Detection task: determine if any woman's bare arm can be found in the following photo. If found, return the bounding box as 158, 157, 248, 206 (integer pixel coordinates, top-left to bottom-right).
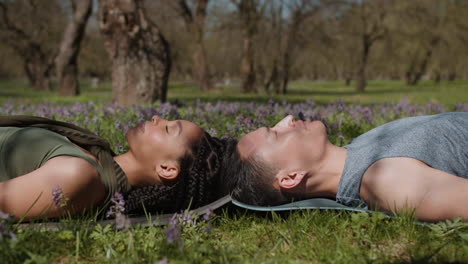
0, 156, 106, 221
361, 157, 468, 222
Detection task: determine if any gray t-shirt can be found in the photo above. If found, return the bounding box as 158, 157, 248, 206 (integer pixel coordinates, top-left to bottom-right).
336, 112, 468, 208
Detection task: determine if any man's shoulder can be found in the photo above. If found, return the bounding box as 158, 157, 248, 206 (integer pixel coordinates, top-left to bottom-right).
360, 157, 429, 210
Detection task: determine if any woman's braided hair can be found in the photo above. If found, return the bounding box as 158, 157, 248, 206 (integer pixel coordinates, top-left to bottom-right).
125, 132, 237, 214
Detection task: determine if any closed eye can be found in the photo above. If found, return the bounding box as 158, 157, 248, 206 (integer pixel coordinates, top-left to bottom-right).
166, 125, 169, 134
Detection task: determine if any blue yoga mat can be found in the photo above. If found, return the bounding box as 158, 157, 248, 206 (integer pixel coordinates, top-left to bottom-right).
232, 197, 372, 213
21, 195, 397, 230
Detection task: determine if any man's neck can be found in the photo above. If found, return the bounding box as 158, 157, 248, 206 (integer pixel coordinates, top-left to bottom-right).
304, 143, 347, 199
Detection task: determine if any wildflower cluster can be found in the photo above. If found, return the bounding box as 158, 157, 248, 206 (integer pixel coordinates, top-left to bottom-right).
164, 208, 213, 248
0, 211, 16, 242
52, 185, 69, 208
1, 99, 465, 147
106, 192, 130, 230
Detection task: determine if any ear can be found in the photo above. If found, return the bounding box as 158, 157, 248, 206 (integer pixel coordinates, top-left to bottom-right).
276, 170, 307, 189
156, 160, 180, 181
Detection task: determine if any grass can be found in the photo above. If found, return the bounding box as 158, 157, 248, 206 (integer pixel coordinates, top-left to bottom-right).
1, 78, 468, 106
1, 210, 467, 263
0, 78, 467, 263
171, 79, 468, 106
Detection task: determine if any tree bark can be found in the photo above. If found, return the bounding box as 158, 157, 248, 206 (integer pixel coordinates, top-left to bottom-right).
56, 0, 93, 96
177, 0, 212, 91
240, 35, 256, 93
356, 36, 370, 92
23, 49, 52, 91
0, 2, 53, 91
99, 0, 171, 106
406, 38, 439, 85
353, 0, 387, 92
237, 0, 258, 93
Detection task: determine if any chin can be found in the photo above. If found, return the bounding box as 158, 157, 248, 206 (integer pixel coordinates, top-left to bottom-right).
125, 128, 136, 146
307, 120, 326, 130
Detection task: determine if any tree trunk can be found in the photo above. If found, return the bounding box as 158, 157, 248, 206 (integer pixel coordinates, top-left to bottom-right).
0, 2, 53, 91
264, 59, 279, 94
406, 49, 432, 86
356, 36, 370, 92
433, 70, 441, 84
237, 0, 257, 93
240, 36, 256, 93
176, 0, 212, 91
193, 40, 211, 91
192, 0, 212, 91
98, 0, 171, 106
448, 71, 456, 81
345, 77, 351, 86
55, 0, 93, 96
280, 49, 290, 94
406, 37, 439, 86
23, 47, 52, 91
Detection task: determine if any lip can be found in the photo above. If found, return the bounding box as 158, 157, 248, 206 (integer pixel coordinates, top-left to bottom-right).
297, 120, 308, 129
137, 123, 145, 133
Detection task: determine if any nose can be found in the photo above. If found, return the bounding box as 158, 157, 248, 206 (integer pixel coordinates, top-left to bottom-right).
151, 115, 161, 125
274, 115, 295, 128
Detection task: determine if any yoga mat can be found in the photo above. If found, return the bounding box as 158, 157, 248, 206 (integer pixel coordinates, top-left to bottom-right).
232, 197, 372, 213
19, 196, 402, 230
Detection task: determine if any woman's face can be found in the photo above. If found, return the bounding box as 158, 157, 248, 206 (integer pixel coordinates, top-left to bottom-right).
126, 115, 204, 181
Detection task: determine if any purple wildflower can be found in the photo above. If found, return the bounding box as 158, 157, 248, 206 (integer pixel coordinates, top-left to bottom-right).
114, 142, 124, 154
106, 192, 130, 230
165, 214, 181, 246
52, 185, 68, 208
202, 208, 212, 221
155, 257, 169, 264
115, 213, 131, 231
106, 192, 125, 218
0, 211, 10, 221
0, 210, 16, 241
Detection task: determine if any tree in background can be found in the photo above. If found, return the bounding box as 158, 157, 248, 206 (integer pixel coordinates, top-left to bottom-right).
278, 0, 321, 94
55, 0, 92, 96
392, 0, 460, 85
1, 0, 468, 91
345, 0, 389, 92
232, 0, 261, 93
99, 0, 171, 106
0, 0, 63, 91
174, 0, 212, 91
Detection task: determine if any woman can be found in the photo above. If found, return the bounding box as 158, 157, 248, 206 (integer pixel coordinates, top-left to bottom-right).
0, 115, 235, 220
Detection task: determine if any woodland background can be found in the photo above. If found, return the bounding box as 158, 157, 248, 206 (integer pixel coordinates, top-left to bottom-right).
0, 0, 467, 106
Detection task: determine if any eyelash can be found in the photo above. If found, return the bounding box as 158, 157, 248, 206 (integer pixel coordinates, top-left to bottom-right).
166, 125, 169, 134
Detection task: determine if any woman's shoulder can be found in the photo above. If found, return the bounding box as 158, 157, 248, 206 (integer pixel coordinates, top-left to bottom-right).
44, 156, 102, 184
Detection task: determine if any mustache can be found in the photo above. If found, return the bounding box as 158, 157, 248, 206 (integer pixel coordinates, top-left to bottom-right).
298, 112, 305, 121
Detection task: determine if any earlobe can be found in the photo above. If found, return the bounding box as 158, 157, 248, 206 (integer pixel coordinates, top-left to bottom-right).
156, 161, 180, 181
276, 170, 306, 189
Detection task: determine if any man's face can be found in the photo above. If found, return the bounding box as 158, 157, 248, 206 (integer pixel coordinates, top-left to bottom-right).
237, 115, 329, 179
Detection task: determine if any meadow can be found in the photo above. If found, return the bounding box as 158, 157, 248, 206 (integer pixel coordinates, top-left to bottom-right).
0, 79, 467, 263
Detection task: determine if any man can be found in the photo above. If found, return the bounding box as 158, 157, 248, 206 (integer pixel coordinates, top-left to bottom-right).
229, 112, 468, 222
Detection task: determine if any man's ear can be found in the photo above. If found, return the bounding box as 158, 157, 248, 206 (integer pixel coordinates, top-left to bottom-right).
276, 170, 307, 189
156, 160, 180, 181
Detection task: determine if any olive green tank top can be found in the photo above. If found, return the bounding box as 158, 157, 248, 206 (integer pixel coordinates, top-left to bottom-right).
0, 127, 105, 182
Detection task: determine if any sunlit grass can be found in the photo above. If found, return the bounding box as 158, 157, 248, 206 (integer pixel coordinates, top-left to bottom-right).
0, 78, 467, 263
1, 78, 467, 106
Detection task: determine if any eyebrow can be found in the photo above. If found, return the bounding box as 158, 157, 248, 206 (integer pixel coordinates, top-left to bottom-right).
177, 121, 182, 136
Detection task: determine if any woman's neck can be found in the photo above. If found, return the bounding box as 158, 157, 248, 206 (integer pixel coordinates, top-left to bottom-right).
114, 152, 161, 187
